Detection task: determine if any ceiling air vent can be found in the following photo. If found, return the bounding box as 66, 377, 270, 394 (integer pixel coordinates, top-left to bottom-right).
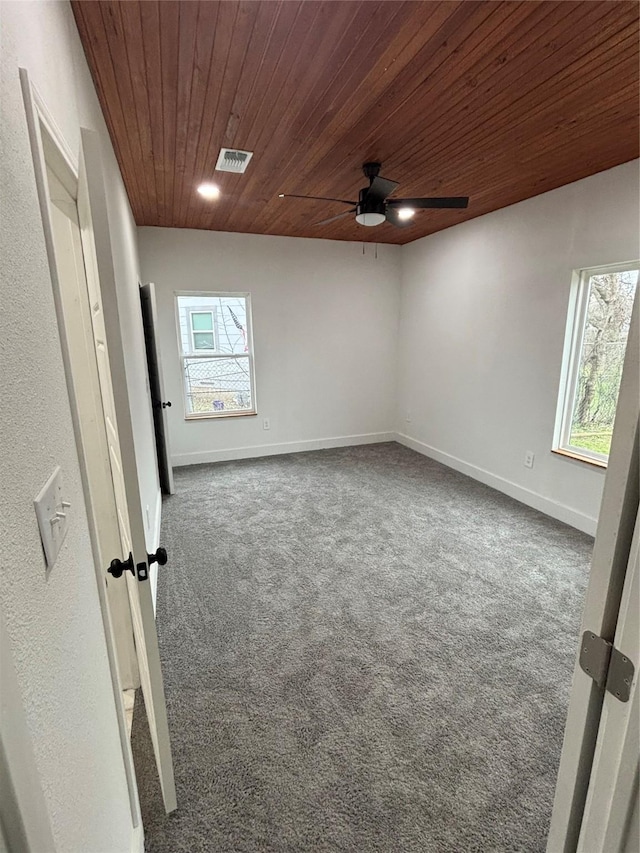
215, 148, 253, 174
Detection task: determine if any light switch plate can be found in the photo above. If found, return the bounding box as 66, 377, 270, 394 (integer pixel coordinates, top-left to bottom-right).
34, 466, 70, 570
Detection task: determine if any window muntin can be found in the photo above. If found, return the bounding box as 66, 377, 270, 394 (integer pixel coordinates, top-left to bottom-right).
555, 263, 638, 464
176, 293, 256, 419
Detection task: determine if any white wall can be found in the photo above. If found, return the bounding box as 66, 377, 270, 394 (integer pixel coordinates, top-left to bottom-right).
140, 166, 638, 533
396, 161, 640, 535
0, 2, 155, 849
138, 228, 401, 465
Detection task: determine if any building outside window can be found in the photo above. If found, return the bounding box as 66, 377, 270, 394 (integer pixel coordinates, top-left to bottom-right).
175, 293, 256, 418
555, 262, 638, 465
189, 310, 216, 351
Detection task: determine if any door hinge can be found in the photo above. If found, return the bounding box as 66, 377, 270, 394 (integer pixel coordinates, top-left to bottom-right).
579, 631, 635, 703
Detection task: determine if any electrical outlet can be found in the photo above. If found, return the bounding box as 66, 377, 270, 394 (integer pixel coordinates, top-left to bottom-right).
524, 450, 535, 469
263, 418, 270, 430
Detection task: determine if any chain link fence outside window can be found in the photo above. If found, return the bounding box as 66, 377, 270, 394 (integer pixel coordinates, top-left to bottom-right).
184, 356, 252, 414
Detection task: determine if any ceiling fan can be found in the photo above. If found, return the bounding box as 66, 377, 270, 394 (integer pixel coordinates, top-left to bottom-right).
278, 162, 469, 228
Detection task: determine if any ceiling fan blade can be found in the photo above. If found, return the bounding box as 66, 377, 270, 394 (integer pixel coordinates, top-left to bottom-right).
385, 208, 413, 228
313, 208, 356, 226
365, 175, 400, 202
278, 193, 356, 205
387, 197, 469, 209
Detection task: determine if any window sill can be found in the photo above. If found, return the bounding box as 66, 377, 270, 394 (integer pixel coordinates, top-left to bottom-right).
552, 448, 608, 469
185, 411, 257, 421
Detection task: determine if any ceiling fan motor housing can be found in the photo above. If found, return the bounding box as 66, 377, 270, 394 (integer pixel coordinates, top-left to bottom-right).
358, 185, 385, 215
356, 184, 386, 226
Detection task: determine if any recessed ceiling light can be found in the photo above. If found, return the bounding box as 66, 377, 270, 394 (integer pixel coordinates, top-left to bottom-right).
197, 182, 220, 200
397, 207, 415, 220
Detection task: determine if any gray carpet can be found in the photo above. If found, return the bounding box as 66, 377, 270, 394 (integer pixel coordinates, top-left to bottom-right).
132, 442, 592, 853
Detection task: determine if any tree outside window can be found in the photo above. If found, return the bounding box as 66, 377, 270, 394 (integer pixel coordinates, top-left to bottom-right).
556, 264, 638, 463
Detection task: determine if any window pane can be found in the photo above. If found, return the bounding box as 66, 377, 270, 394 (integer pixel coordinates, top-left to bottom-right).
177, 295, 248, 356
214, 297, 248, 355
193, 332, 215, 350
191, 312, 213, 331
184, 357, 253, 415
569, 269, 638, 456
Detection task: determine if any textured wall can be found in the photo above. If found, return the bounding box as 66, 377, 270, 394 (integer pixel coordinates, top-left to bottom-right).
138, 228, 402, 465
396, 161, 640, 534
0, 2, 146, 849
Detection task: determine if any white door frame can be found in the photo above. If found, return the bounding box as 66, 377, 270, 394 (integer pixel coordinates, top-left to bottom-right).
19, 67, 142, 829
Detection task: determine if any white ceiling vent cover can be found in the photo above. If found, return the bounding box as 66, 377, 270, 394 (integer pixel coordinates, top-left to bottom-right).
215, 148, 253, 174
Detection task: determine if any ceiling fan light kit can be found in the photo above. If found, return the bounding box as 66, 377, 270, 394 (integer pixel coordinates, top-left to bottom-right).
355, 211, 386, 227
397, 207, 415, 221
279, 162, 469, 229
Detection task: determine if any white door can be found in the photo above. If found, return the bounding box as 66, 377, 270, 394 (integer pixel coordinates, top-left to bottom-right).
47, 171, 140, 693
577, 508, 639, 852
548, 294, 638, 851
78, 128, 177, 813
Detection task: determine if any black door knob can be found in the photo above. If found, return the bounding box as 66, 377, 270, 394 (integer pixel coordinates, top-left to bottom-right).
161, 401, 172, 408
148, 547, 168, 566
108, 552, 135, 578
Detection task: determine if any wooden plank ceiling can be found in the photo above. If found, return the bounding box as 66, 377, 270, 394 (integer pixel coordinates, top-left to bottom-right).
72, 0, 639, 245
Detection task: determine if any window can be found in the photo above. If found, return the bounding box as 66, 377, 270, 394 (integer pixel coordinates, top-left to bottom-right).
554, 262, 638, 465
175, 293, 256, 418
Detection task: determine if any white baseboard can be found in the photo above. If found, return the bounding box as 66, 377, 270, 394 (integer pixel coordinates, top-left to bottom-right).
150, 488, 162, 615
173, 429, 596, 534
172, 432, 395, 468
395, 432, 597, 536
131, 824, 144, 853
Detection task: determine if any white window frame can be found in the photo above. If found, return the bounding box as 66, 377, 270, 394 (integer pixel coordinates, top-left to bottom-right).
188, 309, 217, 354
175, 291, 257, 420
553, 260, 639, 467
